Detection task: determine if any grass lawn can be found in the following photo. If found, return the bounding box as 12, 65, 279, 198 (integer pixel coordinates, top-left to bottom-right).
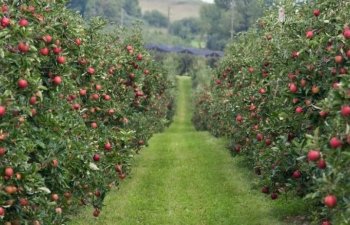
69, 76, 308, 225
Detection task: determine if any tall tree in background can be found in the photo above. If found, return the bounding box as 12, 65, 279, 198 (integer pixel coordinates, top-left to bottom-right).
123, 0, 142, 18
214, 0, 232, 9
143, 10, 169, 28
68, 0, 142, 23
199, 4, 230, 50
68, 0, 88, 16
200, 0, 265, 50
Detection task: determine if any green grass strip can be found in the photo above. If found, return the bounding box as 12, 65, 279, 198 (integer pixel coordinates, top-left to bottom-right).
70, 76, 306, 225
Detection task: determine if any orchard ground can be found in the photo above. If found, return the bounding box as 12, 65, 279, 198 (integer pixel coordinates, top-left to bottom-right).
70, 76, 308, 225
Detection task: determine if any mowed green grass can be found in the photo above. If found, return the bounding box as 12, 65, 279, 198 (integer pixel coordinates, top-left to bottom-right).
139, 0, 206, 21
70, 76, 307, 225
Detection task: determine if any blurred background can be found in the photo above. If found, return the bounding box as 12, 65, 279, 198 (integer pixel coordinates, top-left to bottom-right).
68, 0, 271, 51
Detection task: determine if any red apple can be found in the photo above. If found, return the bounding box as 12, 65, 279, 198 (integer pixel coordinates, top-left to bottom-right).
119, 173, 126, 180
341, 105, 350, 117
271, 192, 278, 200
0, 206, 5, 217
0, 106, 6, 117
321, 220, 331, 225
18, 18, 29, 27
104, 142, 112, 151
313, 9, 320, 17
108, 109, 115, 115
91, 93, 99, 100
234, 145, 241, 153
256, 133, 264, 142
72, 103, 80, 110
1, 17, 10, 27
1, 4, 8, 13
136, 53, 143, 61
308, 150, 320, 161
299, 79, 306, 88
87, 67, 95, 75
261, 186, 269, 194
259, 88, 266, 94
55, 207, 62, 214
335, 55, 343, 64
93, 154, 100, 162
75, 38, 82, 46
19, 198, 29, 206
317, 159, 326, 169
40, 47, 50, 56
0, 147, 6, 156
93, 208, 100, 217
346, 50, 350, 58
79, 89, 87, 96
91, 122, 98, 129
52, 47, 62, 54
95, 84, 102, 91
18, 42, 30, 53
343, 28, 350, 39
292, 170, 301, 179
57, 56, 66, 64
4, 167, 14, 177
52, 76, 62, 85
324, 195, 337, 208
329, 137, 342, 149
311, 85, 320, 94
129, 73, 135, 80
295, 106, 303, 114
51, 193, 59, 201
42, 34, 53, 43
18, 79, 28, 89
319, 111, 328, 118
306, 30, 314, 39
29, 96, 37, 105
289, 83, 298, 93
332, 82, 340, 89
52, 159, 59, 168
236, 114, 243, 123
291, 51, 299, 58
115, 164, 122, 173
104, 95, 111, 101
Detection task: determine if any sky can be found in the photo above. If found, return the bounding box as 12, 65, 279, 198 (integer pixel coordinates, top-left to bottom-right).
201, 0, 214, 3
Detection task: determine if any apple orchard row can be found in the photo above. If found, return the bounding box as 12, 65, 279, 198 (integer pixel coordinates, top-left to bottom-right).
0, 1, 173, 224
193, 1, 349, 224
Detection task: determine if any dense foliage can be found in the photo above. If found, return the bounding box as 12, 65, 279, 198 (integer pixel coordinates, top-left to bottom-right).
0, 0, 173, 224
193, 0, 350, 224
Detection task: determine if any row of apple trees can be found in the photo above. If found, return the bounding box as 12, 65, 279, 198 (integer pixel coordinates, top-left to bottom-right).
193, 0, 349, 224
0, 0, 174, 224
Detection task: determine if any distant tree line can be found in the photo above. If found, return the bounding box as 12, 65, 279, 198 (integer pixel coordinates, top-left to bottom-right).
68, 0, 141, 24
68, 0, 273, 50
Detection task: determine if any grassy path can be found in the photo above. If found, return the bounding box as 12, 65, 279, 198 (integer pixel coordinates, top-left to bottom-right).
70, 77, 304, 225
